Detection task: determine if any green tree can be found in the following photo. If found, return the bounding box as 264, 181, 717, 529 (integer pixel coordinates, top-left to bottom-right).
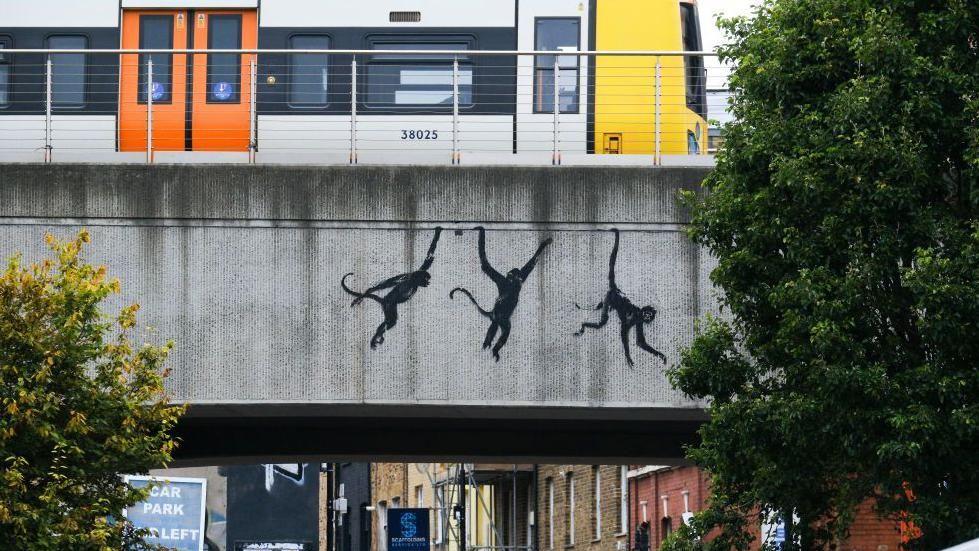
0, 231, 184, 549
670, 0, 979, 549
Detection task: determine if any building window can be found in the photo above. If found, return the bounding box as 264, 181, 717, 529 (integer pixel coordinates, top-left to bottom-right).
680, 2, 706, 118
435, 485, 445, 544
392, 496, 401, 508
660, 517, 672, 540
378, 501, 389, 551
547, 477, 555, 549
289, 34, 330, 107
47, 35, 87, 107
415, 484, 424, 507
565, 473, 576, 545
533, 18, 579, 114
207, 14, 241, 103
138, 15, 173, 103
367, 42, 473, 107
0, 38, 10, 107
618, 466, 628, 533
592, 467, 601, 540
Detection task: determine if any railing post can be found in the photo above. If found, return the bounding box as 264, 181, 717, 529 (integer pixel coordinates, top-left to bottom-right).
452, 56, 459, 165
44, 57, 52, 163
552, 57, 560, 166
654, 58, 662, 166
146, 58, 153, 164
349, 57, 358, 165
248, 56, 257, 163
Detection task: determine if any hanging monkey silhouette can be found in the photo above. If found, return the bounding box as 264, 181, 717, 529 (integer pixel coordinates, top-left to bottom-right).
450, 227, 552, 361
574, 228, 667, 366
341, 227, 442, 349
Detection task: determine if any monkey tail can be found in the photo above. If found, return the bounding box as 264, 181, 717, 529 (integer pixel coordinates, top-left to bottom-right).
449, 287, 492, 318
341, 272, 382, 304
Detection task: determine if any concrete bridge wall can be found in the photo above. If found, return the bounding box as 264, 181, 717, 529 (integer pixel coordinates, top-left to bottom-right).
0, 164, 715, 464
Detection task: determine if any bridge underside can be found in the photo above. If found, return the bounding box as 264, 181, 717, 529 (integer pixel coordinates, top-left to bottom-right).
174, 404, 705, 466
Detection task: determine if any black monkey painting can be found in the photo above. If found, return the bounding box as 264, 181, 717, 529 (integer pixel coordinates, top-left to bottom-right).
574, 228, 667, 366
341, 227, 442, 349
450, 227, 552, 361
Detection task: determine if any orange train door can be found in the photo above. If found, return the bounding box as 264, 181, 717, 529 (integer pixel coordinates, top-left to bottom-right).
119, 9, 255, 152
119, 10, 189, 152
190, 10, 256, 151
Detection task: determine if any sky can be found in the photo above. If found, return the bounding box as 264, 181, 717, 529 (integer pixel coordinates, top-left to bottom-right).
698, 0, 760, 53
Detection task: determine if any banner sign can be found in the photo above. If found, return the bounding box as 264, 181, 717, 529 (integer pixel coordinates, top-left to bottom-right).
125, 475, 207, 551
388, 508, 430, 551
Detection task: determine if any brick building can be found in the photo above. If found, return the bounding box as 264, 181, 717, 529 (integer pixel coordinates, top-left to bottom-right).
536, 466, 631, 551
627, 466, 905, 551
369, 463, 533, 551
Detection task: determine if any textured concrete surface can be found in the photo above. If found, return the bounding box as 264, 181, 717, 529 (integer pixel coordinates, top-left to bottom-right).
0, 164, 716, 462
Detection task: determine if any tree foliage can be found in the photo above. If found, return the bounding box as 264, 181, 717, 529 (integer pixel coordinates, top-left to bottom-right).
0, 231, 184, 549
670, 0, 979, 549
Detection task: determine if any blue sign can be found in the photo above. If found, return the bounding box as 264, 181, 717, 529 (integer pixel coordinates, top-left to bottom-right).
151, 81, 166, 101
388, 508, 430, 551
126, 476, 207, 551
212, 81, 234, 100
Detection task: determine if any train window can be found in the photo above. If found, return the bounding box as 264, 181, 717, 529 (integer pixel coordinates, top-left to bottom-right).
47, 35, 87, 107
0, 38, 9, 107
534, 18, 580, 114
138, 15, 174, 104
207, 15, 242, 103
680, 3, 706, 118
289, 35, 330, 107
366, 42, 472, 107
687, 130, 700, 154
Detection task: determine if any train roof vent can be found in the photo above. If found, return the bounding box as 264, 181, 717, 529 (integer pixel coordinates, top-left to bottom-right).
390, 11, 421, 23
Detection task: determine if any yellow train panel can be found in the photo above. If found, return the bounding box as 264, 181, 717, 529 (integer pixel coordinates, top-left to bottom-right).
594, 0, 706, 156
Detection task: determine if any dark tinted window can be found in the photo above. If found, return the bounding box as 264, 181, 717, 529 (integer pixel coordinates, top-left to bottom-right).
366, 42, 472, 107
680, 3, 706, 118
289, 35, 330, 107
534, 18, 579, 113
138, 15, 173, 103
207, 15, 241, 103
0, 39, 9, 107
47, 35, 86, 106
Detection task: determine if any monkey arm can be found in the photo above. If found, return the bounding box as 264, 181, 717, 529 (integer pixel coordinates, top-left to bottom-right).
477, 227, 505, 284
608, 228, 620, 288
418, 227, 443, 271
519, 237, 553, 279
636, 324, 667, 363
363, 274, 406, 295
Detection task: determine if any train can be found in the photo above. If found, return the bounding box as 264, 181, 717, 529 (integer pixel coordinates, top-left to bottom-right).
0, 0, 707, 163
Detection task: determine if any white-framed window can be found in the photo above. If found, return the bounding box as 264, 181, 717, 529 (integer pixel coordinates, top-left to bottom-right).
378, 500, 389, 551
618, 466, 628, 533
547, 477, 555, 549
415, 485, 425, 507
593, 466, 601, 540
566, 473, 576, 545
435, 485, 445, 544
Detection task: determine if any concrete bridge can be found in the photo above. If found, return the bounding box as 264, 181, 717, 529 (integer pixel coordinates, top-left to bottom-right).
0, 164, 715, 465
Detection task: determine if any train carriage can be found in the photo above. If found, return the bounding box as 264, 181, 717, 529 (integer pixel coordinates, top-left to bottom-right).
0, 0, 707, 163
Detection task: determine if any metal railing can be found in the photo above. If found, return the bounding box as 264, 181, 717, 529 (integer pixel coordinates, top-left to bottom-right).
0, 49, 729, 166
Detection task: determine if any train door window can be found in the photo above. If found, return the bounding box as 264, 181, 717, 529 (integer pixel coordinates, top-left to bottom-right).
366, 42, 472, 107
687, 130, 699, 154
680, 3, 706, 118
289, 35, 330, 107
207, 14, 241, 103
0, 38, 10, 107
47, 35, 87, 107
534, 18, 579, 114
138, 15, 173, 103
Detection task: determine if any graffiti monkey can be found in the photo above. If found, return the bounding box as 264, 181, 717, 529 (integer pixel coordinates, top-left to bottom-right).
341, 227, 442, 349
575, 228, 667, 366
451, 227, 552, 361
